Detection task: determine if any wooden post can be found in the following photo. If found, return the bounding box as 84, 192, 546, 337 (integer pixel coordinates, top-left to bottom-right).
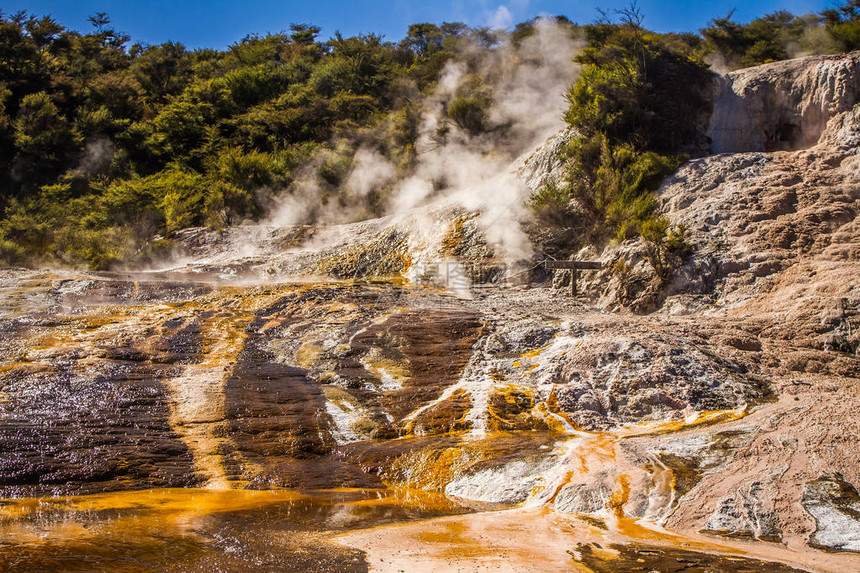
546, 260, 602, 297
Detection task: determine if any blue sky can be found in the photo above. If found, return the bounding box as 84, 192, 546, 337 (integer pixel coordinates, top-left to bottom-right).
3, 1, 835, 49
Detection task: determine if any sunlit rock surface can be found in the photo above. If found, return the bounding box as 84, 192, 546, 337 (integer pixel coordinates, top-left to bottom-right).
2, 52, 860, 572
708, 51, 860, 153
804, 476, 860, 552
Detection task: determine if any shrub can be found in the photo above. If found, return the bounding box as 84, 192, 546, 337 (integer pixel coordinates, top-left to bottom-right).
0, 239, 26, 266
204, 180, 252, 228
104, 167, 207, 232
641, 216, 692, 282
529, 180, 577, 227
564, 132, 679, 243
447, 97, 489, 135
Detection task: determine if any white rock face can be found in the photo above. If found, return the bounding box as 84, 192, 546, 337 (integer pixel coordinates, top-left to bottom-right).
708, 52, 860, 153
512, 127, 576, 192
703, 483, 783, 542
445, 457, 556, 504
804, 477, 860, 552
553, 482, 611, 514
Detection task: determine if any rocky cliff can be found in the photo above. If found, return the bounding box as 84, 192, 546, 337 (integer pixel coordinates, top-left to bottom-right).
708, 51, 860, 153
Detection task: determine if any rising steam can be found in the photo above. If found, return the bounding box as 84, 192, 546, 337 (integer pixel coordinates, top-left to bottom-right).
268, 18, 582, 263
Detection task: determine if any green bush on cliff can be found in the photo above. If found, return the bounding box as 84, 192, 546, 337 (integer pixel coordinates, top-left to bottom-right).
528, 180, 575, 225
560, 132, 682, 244
541, 12, 706, 254
641, 216, 692, 282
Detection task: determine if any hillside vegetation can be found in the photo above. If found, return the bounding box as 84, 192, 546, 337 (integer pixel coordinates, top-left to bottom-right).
0, 2, 859, 268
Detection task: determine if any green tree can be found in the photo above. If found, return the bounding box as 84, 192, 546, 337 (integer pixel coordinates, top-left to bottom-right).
13, 91, 80, 159
566, 23, 711, 153
402, 23, 444, 59
546, 9, 708, 256
130, 42, 191, 103
823, 1, 860, 51
289, 24, 320, 46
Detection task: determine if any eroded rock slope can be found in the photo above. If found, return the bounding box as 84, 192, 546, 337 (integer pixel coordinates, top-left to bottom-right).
1, 52, 859, 571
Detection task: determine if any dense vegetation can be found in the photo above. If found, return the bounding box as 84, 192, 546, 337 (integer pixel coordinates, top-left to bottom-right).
530, 5, 709, 279
701, 2, 860, 70
0, 14, 491, 267
0, 2, 859, 269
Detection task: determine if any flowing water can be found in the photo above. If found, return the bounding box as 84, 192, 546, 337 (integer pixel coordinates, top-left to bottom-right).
1, 269, 858, 571
0, 487, 471, 571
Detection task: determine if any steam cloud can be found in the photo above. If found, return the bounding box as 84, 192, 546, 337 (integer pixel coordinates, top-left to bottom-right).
269, 18, 582, 263
78, 137, 116, 175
